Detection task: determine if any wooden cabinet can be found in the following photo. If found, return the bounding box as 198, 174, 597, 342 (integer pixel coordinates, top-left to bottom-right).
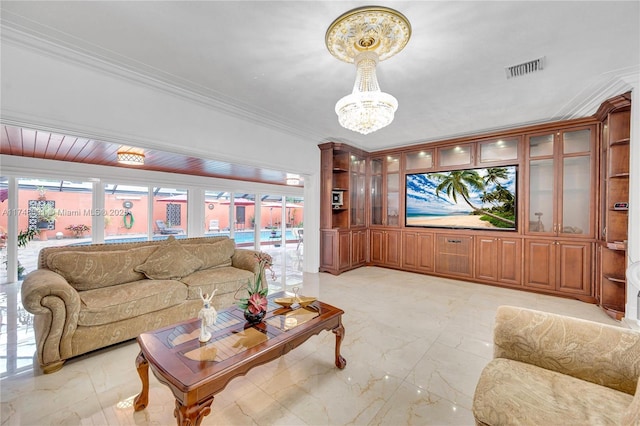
595, 93, 630, 319
320, 229, 367, 274
370, 229, 400, 267
320, 229, 339, 272
319, 142, 369, 274
475, 236, 521, 286
351, 229, 368, 268
435, 235, 473, 278
523, 124, 596, 299
402, 230, 434, 272
524, 239, 592, 296
318, 110, 612, 305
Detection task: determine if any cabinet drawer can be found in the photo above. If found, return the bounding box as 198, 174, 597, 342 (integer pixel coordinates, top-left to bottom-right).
436, 235, 472, 255
435, 235, 473, 277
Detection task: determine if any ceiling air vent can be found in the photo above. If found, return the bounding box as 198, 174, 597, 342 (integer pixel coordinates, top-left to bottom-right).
505, 57, 545, 79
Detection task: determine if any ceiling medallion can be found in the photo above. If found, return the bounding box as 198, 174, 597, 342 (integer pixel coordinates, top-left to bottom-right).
325, 6, 411, 135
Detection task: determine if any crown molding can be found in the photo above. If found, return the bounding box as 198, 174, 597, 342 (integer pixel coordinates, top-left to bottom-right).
552, 66, 639, 120
0, 23, 326, 143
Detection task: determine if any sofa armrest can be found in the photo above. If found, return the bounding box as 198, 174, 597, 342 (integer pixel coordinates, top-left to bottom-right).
493, 305, 640, 395
231, 249, 260, 274
231, 249, 267, 290
21, 269, 81, 371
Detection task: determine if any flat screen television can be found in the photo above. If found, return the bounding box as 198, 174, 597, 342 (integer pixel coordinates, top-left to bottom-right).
405, 165, 517, 231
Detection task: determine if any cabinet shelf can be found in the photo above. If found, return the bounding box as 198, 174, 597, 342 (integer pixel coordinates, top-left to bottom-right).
603, 275, 626, 284
598, 102, 630, 319
332, 168, 349, 173
609, 138, 630, 146
332, 188, 348, 191
601, 304, 625, 320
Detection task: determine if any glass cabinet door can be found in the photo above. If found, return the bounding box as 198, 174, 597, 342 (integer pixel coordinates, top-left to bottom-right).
527, 127, 593, 237
370, 156, 400, 226
528, 158, 554, 233
479, 138, 518, 163
371, 159, 383, 225
560, 129, 592, 236
438, 144, 472, 167
386, 155, 400, 226
350, 154, 366, 227
405, 150, 433, 170
528, 133, 555, 234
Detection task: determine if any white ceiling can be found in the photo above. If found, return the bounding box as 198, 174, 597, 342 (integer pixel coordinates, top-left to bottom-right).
1, 1, 639, 152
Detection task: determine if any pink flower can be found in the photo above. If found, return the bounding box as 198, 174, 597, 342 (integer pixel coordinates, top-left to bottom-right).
247, 293, 267, 314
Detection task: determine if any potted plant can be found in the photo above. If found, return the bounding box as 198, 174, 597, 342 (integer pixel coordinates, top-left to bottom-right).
32, 204, 57, 240
236, 252, 273, 324
65, 224, 90, 238
3, 228, 38, 280
34, 204, 57, 229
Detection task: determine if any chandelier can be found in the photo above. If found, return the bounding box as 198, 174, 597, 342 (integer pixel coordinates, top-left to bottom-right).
326, 6, 411, 135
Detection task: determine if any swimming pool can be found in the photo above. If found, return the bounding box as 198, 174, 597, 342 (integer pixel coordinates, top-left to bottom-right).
71, 229, 299, 246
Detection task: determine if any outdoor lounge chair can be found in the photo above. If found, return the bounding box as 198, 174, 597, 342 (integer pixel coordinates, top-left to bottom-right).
208, 219, 220, 232
155, 220, 184, 235
295, 228, 303, 250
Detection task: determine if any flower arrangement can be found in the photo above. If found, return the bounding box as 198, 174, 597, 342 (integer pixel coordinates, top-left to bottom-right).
65, 224, 91, 233
237, 252, 274, 320
65, 224, 91, 237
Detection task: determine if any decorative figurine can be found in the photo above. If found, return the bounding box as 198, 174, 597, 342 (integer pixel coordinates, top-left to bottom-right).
198, 288, 217, 342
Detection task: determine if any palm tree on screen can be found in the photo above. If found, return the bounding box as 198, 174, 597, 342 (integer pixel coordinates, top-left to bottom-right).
433, 169, 515, 226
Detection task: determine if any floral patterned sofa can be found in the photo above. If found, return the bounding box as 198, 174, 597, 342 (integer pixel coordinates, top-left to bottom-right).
21, 236, 262, 373
473, 305, 640, 425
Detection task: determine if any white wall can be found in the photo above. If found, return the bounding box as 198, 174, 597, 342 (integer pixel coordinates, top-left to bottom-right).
625, 84, 640, 328
0, 41, 322, 274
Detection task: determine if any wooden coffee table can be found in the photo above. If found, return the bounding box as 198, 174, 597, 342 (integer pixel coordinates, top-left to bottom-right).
133, 293, 346, 426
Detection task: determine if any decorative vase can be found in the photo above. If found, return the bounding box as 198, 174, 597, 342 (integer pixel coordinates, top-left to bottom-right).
243, 309, 266, 325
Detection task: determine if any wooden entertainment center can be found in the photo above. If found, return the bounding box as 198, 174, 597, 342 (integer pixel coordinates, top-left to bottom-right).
319, 93, 631, 318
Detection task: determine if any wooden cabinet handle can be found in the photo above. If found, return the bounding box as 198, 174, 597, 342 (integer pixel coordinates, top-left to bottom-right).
447, 239, 462, 243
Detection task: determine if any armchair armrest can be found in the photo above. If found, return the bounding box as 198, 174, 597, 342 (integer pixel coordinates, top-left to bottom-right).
493, 305, 640, 395
21, 269, 81, 372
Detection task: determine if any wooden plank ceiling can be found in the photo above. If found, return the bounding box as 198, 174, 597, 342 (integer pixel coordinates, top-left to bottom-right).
0, 125, 302, 187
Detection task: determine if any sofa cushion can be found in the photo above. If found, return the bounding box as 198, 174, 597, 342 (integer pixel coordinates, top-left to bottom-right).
187, 238, 235, 270
622, 376, 640, 425
180, 266, 255, 300
473, 358, 633, 426
135, 238, 203, 279
46, 246, 158, 291
77, 279, 188, 326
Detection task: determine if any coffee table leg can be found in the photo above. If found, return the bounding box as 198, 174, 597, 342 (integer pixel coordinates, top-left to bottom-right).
134, 351, 149, 411
174, 396, 214, 426
333, 322, 347, 369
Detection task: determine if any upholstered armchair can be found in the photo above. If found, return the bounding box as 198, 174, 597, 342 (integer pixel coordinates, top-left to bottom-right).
473, 305, 640, 425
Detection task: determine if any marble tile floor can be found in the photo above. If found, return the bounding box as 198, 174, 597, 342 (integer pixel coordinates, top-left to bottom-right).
1, 267, 622, 426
